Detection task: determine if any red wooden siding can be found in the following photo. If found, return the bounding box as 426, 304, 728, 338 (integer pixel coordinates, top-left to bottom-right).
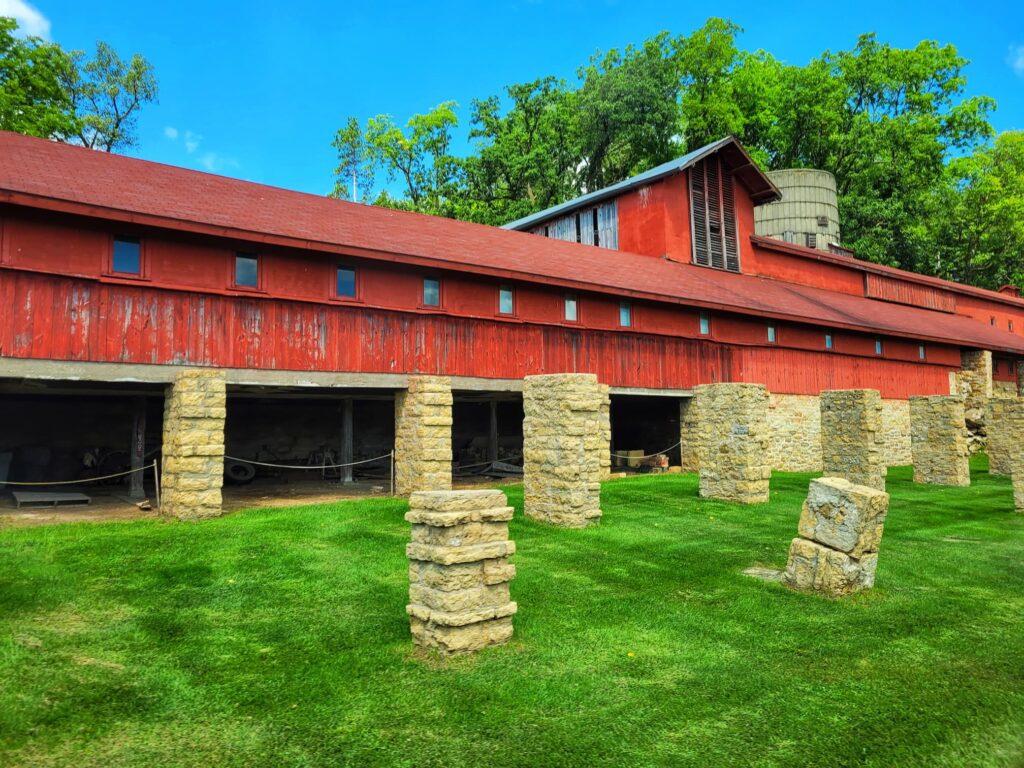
865, 273, 957, 313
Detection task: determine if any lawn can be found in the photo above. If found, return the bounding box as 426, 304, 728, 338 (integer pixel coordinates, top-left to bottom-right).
1, 457, 1023, 768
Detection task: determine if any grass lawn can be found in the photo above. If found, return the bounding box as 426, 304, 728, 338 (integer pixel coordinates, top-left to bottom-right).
1, 456, 1023, 767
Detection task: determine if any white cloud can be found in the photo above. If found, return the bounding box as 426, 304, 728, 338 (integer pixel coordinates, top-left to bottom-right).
1009, 45, 1024, 78
184, 130, 201, 154
197, 152, 239, 173
163, 126, 179, 140
0, 0, 51, 38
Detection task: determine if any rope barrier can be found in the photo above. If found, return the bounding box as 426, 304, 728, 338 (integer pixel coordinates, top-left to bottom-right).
223, 452, 394, 470
0, 462, 153, 487
455, 455, 523, 471
609, 440, 683, 460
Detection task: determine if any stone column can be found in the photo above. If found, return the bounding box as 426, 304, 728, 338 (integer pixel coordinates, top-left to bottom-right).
986, 398, 1016, 476
909, 395, 970, 486
784, 477, 889, 597
160, 369, 226, 520
679, 396, 700, 472
820, 389, 885, 490
406, 490, 517, 655
691, 383, 771, 504
957, 350, 992, 454
394, 375, 452, 495
1017, 361, 1024, 398
523, 373, 609, 527
998, 399, 1024, 512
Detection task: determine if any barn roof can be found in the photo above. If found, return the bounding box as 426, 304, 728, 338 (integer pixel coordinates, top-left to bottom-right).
1, 131, 1023, 355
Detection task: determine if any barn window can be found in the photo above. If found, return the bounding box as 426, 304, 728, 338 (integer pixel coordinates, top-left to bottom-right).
498, 285, 514, 315
918, 344, 927, 360
875, 339, 883, 356
991, 316, 996, 326
336, 267, 356, 298
825, 333, 834, 350
690, 156, 739, 272
619, 301, 632, 328
699, 312, 711, 335
423, 278, 441, 307
564, 294, 578, 322
112, 237, 141, 275
767, 325, 777, 344
235, 253, 259, 288
1010, 320, 1015, 332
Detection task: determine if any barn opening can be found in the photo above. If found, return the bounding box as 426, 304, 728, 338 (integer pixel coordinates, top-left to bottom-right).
609, 394, 682, 471
451, 391, 524, 480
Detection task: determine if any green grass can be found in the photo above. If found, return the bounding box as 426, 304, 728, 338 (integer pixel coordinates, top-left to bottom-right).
2, 456, 1023, 767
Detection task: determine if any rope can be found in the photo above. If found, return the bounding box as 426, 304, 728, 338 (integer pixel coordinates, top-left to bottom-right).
0, 463, 151, 487
223, 452, 393, 470
610, 440, 683, 460
455, 455, 523, 471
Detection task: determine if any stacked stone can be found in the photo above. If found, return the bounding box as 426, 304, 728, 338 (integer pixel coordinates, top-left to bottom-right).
599, 383, 612, 480
820, 389, 885, 490
394, 375, 452, 495
956, 350, 993, 453
986, 398, 1016, 476
784, 477, 889, 597
160, 369, 226, 520
406, 490, 517, 655
679, 396, 701, 473
691, 383, 771, 504
909, 395, 970, 486
995, 399, 1024, 512
522, 373, 609, 527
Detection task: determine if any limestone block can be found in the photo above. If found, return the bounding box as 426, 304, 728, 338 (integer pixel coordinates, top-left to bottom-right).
783, 538, 878, 597
767, 393, 822, 472
987, 398, 1017, 476
407, 489, 516, 655
797, 477, 889, 559
956, 350, 993, 453
910, 395, 970, 486
820, 389, 885, 490
395, 376, 452, 495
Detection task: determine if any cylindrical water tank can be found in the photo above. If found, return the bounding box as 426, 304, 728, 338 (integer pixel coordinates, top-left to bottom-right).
754, 169, 840, 251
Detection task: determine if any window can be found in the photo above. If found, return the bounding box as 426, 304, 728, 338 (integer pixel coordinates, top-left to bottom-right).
991, 316, 996, 326
564, 293, 578, 322
1011, 321, 1015, 332
498, 285, 514, 315
825, 333, 834, 350
767, 325, 777, 344
235, 253, 259, 288
619, 301, 632, 328
112, 237, 141, 275
423, 277, 441, 307
699, 312, 711, 336
875, 339, 883, 356
918, 344, 927, 360
690, 156, 739, 272
336, 267, 356, 298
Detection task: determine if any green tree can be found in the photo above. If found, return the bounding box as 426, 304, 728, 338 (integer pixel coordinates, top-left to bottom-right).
0, 17, 75, 139
330, 116, 376, 202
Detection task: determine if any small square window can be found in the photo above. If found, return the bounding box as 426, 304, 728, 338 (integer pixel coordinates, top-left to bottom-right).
112, 237, 141, 274
564, 294, 578, 322
235, 253, 258, 288
337, 267, 356, 298
825, 333, 834, 350
499, 285, 514, 315
1010, 321, 1015, 332
423, 278, 441, 307
619, 301, 632, 328
991, 317, 996, 326
767, 325, 776, 344
699, 312, 711, 335
875, 339, 883, 356
918, 345, 926, 360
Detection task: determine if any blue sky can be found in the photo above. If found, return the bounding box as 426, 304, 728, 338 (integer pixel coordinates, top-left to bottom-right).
4, 0, 1023, 197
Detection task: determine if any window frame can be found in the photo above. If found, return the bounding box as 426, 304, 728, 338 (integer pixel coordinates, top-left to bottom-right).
232, 252, 262, 291
107, 236, 147, 279
563, 293, 579, 324
918, 344, 927, 361
699, 312, 711, 336
825, 333, 834, 351
618, 300, 632, 328
421, 276, 442, 309
874, 339, 884, 356
334, 265, 359, 301
497, 284, 515, 316
767, 324, 777, 344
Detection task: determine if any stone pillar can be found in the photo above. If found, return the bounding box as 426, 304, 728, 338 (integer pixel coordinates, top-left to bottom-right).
998, 399, 1024, 512
820, 389, 885, 490
679, 396, 700, 472
909, 395, 970, 486
986, 398, 1016, 476
394, 375, 452, 495
599, 383, 612, 480
522, 373, 609, 527
692, 383, 771, 504
160, 369, 226, 520
1017, 361, 1024, 398
784, 477, 889, 597
406, 490, 517, 655
957, 350, 992, 454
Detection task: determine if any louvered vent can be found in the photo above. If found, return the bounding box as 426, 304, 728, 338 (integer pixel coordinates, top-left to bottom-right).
690, 157, 740, 272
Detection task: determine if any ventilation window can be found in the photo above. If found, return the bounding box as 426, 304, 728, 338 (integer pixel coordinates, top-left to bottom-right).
112, 237, 141, 275
423, 278, 441, 307
918, 345, 927, 360
498, 285, 514, 315
875, 339, 883, 356
235, 253, 259, 288
817, 215, 829, 228
690, 156, 739, 272
767, 325, 776, 344
564, 294, 578, 323
336, 267, 356, 298
806, 233, 817, 249
699, 312, 711, 335
825, 333, 834, 350
619, 301, 632, 328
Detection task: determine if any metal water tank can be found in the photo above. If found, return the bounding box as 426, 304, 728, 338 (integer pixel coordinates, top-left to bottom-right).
754, 169, 840, 251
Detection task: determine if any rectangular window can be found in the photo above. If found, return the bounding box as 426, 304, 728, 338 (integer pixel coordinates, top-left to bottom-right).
825, 333, 834, 350
423, 277, 441, 307
619, 301, 632, 328
235, 253, 258, 288
1011, 321, 1015, 332
919, 344, 926, 360
875, 339, 883, 356
699, 312, 711, 335
112, 237, 141, 275
991, 317, 996, 326
564, 293, 578, 322
498, 285, 514, 315
336, 267, 356, 298
690, 156, 739, 272
767, 325, 776, 343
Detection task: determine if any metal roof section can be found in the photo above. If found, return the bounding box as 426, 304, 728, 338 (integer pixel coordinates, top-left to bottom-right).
502, 135, 782, 231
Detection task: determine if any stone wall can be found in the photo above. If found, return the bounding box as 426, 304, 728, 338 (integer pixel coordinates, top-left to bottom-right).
993, 380, 1018, 399
910, 395, 970, 486
767, 394, 822, 472
406, 489, 517, 655
956, 350, 993, 453
880, 399, 912, 466
820, 389, 885, 490
692, 383, 771, 504
394, 376, 452, 495
160, 369, 226, 520
523, 373, 609, 527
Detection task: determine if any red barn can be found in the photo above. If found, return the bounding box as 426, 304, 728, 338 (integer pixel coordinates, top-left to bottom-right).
0, 131, 1021, 510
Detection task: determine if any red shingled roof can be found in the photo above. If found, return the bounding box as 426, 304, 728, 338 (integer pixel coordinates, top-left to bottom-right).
2, 131, 1023, 354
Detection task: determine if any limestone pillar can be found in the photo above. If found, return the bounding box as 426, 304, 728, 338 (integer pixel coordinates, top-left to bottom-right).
394, 375, 452, 495
997, 399, 1024, 512
909, 395, 970, 486
986, 398, 1016, 476
406, 490, 517, 655
784, 477, 889, 597
957, 350, 992, 453
692, 383, 771, 504
160, 369, 226, 520
679, 396, 700, 472
820, 389, 885, 490
523, 373, 609, 527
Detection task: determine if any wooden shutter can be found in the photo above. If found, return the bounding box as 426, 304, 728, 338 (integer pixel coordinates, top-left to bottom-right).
721, 164, 739, 272
690, 161, 710, 266
691, 156, 740, 272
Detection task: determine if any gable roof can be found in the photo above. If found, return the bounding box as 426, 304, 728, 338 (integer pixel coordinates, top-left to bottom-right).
1, 130, 1023, 355
501, 136, 782, 232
